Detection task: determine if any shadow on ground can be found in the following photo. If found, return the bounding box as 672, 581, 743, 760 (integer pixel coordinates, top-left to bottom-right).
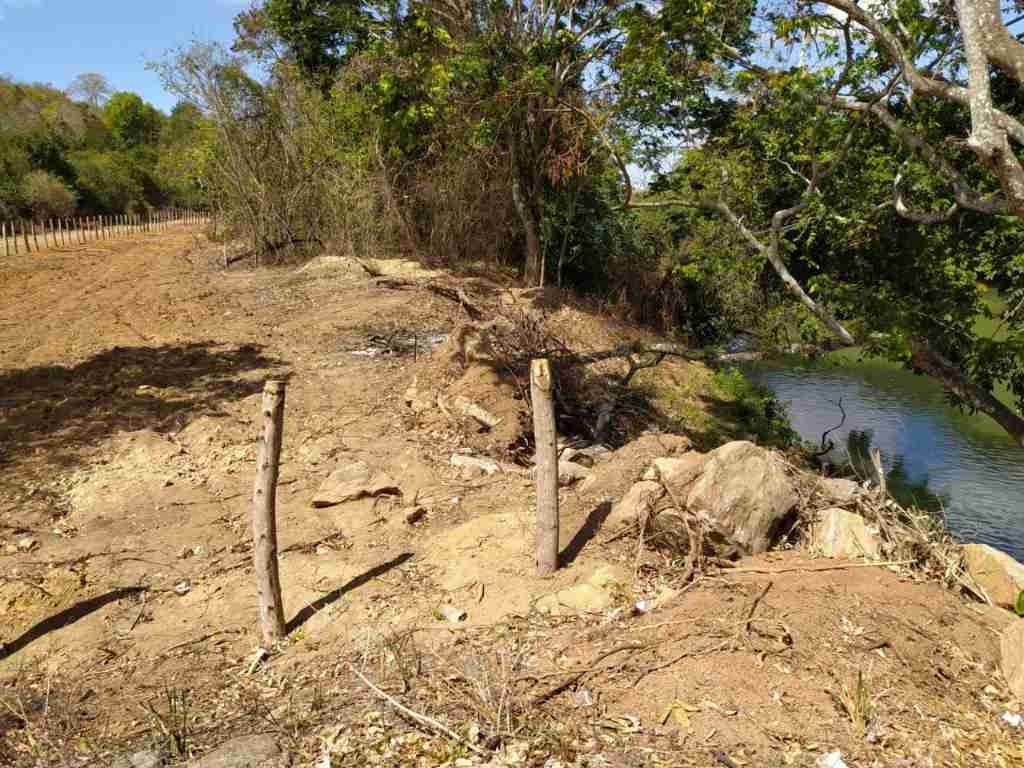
0, 587, 147, 662
0, 342, 286, 472
287, 553, 414, 633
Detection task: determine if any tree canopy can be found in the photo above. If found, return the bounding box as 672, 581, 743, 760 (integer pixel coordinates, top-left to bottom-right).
151, 0, 1024, 445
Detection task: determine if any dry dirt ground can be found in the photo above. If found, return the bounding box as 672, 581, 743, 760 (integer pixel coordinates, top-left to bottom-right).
0, 231, 1020, 767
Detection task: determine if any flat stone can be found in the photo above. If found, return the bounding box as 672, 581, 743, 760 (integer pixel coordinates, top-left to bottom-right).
963, 543, 1024, 609
536, 583, 614, 615
311, 461, 400, 508
810, 508, 880, 559
450, 454, 501, 475
188, 735, 288, 768
1000, 620, 1024, 701
817, 477, 861, 503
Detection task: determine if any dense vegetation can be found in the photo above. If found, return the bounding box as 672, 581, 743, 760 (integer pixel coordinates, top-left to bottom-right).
147, 0, 1022, 447
0, 74, 207, 221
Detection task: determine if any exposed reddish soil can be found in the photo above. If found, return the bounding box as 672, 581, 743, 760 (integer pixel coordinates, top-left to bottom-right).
0, 232, 1019, 767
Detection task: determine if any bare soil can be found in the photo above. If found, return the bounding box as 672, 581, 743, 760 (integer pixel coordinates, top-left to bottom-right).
0, 231, 1020, 767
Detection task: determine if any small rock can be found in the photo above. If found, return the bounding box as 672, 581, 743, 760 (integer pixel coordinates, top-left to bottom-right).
404, 507, 427, 525
557, 459, 591, 486
403, 377, 436, 414
174, 580, 191, 595
450, 454, 501, 475
1001, 620, 1024, 700
459, 463, 486, 480
817, 752, 848, 768
187, 734, 288, 768
16, 537, 38, 552
810, 508, 880, 559
438, 605, 467, 623
559, 447, 594, 468
817, 477, 861, 503
963, 543, 1024, 609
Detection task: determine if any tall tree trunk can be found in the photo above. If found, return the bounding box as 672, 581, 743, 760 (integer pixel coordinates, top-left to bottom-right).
909, 340, 1024, 448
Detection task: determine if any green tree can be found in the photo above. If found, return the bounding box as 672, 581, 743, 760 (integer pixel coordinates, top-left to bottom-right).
22, 169, 77, 220
104, 91, 164, 149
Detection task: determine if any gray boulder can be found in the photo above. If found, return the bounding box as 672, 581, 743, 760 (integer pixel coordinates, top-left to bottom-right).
685, 441, 798, 555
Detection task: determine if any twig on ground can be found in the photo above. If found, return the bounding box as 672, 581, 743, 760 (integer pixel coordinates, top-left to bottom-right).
348, 663, 489, 756
719, 559, 915, 575
528, 643, 649, 707
744, 581, 773, 635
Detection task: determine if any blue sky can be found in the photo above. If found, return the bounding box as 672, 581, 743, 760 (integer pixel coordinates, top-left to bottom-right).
0, 0, 246, 112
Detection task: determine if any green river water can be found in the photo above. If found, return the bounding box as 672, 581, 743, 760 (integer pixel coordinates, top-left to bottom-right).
743, 352, 1024, 561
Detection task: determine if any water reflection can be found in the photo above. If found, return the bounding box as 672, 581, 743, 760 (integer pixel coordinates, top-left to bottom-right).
742, 358, 1024, 560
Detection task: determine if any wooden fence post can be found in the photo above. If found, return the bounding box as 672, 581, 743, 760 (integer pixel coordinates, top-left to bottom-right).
252, 380, 287, 647
31, 221, 40, 251
22, 221, 31, 253
531, 358, 559, 576
2, 222, 8, 258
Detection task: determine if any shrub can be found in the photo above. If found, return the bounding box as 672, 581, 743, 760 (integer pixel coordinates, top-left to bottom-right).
21, 170, 76, 220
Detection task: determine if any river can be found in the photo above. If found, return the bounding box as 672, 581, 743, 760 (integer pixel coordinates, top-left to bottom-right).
741, 354, 1024, 561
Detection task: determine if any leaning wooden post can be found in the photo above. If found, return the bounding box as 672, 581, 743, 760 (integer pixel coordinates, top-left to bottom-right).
252, 380, 287, 647
22, 221, 31, 253
531, 358, 559, 576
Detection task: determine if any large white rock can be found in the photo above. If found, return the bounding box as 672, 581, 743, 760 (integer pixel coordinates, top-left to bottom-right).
810, 508, 880, 559
963, 543, 1024, 609
685, 441, 798, 555
1000, 620, 1024, 701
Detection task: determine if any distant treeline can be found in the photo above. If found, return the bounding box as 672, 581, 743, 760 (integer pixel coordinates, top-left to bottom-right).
0, 73, 208, 221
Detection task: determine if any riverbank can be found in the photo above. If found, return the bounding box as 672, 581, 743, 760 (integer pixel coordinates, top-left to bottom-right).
1, 237, 1022, 767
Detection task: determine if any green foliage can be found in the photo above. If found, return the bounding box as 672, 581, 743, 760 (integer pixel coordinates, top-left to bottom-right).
1016, 590, 1024, 617
712, 368, 798, 447
104, 92, 164, 149
21, 170, 77, 220
0, 75, 207, 217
